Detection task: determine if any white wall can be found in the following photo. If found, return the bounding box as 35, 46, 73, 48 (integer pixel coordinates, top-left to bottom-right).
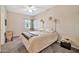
0, 8, 1, 45
1, 6, 7, 45
7, 12, 32, 36
34, 5, 79, 37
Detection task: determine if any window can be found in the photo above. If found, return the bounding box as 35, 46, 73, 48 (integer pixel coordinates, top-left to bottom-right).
24, 19, 31, 30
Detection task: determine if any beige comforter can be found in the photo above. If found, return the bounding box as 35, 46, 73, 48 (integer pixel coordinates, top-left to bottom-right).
21, 32, 58, 53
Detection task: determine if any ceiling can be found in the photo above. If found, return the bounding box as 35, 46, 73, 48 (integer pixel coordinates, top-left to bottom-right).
6, 5, 54, 16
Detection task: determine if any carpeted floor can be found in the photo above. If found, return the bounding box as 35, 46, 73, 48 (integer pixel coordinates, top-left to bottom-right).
0, 37, 79, 53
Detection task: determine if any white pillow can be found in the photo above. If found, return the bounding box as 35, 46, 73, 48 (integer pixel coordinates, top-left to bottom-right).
45, 29, 54, 32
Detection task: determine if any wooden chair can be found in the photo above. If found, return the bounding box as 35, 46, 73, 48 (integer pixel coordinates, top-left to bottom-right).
5, 31, 13, 42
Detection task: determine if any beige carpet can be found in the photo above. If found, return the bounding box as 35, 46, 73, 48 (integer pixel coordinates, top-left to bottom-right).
0, 37, 79, 53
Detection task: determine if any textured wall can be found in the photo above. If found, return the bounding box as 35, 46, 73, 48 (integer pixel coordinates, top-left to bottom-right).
34, 5, 79, 37
7, 12, 32, 36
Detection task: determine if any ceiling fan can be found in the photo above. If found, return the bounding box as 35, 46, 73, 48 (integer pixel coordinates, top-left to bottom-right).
23, 5, 38, 13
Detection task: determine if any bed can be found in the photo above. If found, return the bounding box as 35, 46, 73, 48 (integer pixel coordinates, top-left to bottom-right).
20, 31, 58, 53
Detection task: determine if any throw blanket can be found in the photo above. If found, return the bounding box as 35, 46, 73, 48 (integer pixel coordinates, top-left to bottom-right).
21, 32, 58, 53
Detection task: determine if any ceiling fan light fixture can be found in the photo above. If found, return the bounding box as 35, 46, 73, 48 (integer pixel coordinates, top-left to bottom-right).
24, 5, 38, 13
28, 9, 33, 13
